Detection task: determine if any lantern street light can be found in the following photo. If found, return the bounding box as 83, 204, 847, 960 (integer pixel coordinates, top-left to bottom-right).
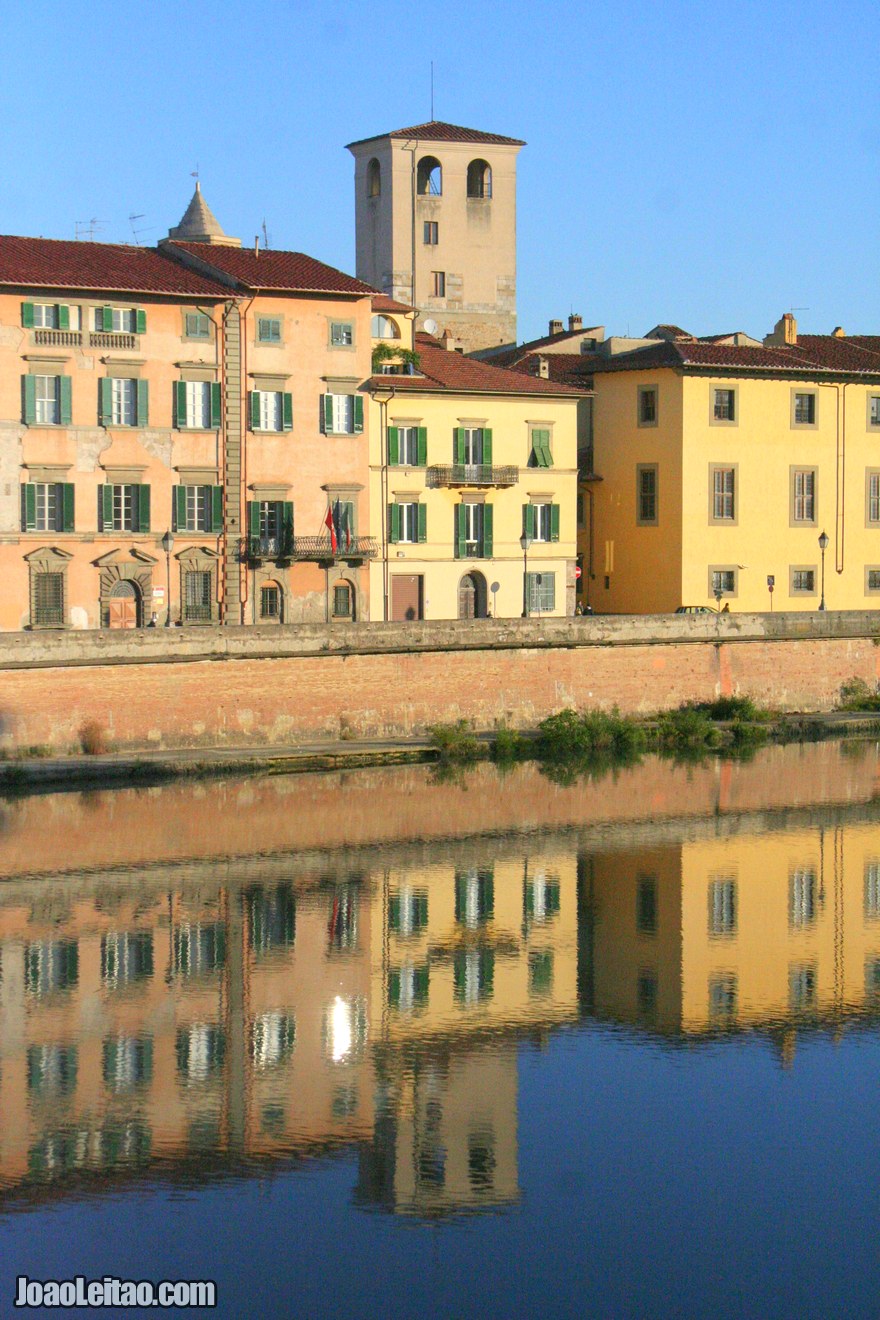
161, 530, 174, 626
520, 532, 533, 618
818, 529, 829, 611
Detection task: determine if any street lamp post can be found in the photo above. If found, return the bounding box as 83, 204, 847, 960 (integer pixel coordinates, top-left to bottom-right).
818, 530, 829, 611
371, 385, 396, 623
161, 530, 174, 626
520, 532, 533, 617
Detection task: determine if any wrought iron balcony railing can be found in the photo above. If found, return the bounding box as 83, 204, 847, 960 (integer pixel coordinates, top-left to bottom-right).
426, 464, 518, 488
242, 535, 378, 563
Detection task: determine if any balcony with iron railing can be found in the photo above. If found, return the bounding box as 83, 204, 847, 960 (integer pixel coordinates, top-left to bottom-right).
34, 329, 83, 347
426, 464, 518, 488
242, 534, 378, 563
89, 332, 138, 350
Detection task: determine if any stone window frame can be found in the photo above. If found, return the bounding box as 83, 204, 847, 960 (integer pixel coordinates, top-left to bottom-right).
176, 546, 220, 626
255, 315, 284, 347
709, 384, 738, 426
791, 388, 818, 429
708, 463, 738, 526
636, 463, 659, 526
789, 564, 818, 597
789, 465, 818, 528
866, 469, 880, 527
181, 310, 214, 342
707, 564, 739, 600
328, 319, 356, 351
867, 393, 880, 431
865, 566, 880, 595
637, 385, 658, 428
25, 546, 72, 630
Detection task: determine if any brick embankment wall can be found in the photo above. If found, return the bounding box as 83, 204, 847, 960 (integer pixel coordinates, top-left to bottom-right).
0, 612, 878, 753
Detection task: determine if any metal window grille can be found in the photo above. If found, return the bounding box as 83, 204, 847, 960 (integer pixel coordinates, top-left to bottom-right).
332, 584, 352, 617
261, 585, 280, 619
639, 469, 657, 521
527, 572, 556, 612
184, 570, 212, 622
33, 571, 64, 625
792, 569, 815, 592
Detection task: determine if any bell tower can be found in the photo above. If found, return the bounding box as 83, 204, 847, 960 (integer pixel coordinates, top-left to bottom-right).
346, 120, 524, 353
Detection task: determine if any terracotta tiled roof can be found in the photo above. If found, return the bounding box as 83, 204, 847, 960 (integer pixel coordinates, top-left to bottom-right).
484, 325, 604, 368
371, 293, 414, 314
164, 242, 376, 295
588, 337, 880, 378
645, 323, 694, 340
0, 235, 229, 296
371, 339, 585, 396
347, 120, 525, 148
512, 353, 596, 387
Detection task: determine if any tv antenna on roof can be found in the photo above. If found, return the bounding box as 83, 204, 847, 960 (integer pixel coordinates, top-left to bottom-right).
262, 218, 271, 250
128, 213, 153, 245
74, 218, 105, 241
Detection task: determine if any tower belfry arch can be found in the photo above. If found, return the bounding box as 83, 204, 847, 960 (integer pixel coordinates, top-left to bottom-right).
346, 120, 525, 354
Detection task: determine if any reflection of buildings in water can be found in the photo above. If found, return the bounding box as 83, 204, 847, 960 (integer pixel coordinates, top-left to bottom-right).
0, 851, 579, 1216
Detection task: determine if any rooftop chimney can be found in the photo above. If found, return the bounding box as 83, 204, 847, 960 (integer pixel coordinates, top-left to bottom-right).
254, 235, 259, 258
569, 314, 583, 332
832, 326, 846, 338
764, 312, 798, 348
536, 355, 549, 379
549, 319, 564, 336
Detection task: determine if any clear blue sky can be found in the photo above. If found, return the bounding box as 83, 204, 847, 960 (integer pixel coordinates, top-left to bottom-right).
3, 0, 877, 343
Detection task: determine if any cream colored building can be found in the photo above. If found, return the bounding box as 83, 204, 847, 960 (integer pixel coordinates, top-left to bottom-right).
348, 120, 524, 354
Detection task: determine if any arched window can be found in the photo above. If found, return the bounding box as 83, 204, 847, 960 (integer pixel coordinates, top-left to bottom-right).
367, 158, 381, 198
332, 579, 355, 620
260, 580, 283, 622
417, 156, 442, 196
467, 159, 492, 199
371, 314, 400, 340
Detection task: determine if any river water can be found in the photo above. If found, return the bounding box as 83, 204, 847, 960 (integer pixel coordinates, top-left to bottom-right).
1, 743, 880, 1317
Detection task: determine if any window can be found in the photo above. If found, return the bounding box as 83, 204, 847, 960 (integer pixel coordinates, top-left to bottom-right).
417, 156, 442, 195
867, 568, 880, 594
33, 303, 59, 328
637, 465, 658, 524
463, 503, 483, 556
25, 940, 78, 995
423, 221, 438, 245
327, 886, 359, 950
791, 468, 817, 524
103, 1037, 153, 1092
869, 395, 880, 429
466, 159, 492, 199
22, 301, 80, 331
332, 582, 353, 618
185, 381, 211, 429
523, 502, 559, 543
100, 484, 149, 533
176, 1024, 226, 1083
94, 307, 138, 333
28, 1044, 78, 1096
865, 862, 880, 919
389, 888, 428, 936
367, 157, 381, 197
529, 428, 553, 467
637, 971, 658, 1017
638, 386, 657, 426
709, 974, 737, 1021
793, 391, 817, 426
248, 885, 296, 957
257, 317, 282, 343
323, 995, 367, 1063
454, 949, 494, 1005
23, 373, 71, 426
713, 388, 736, 422
454, 502, 493, 558
710, 568, 737, 597
431, 271, 446, 297
527, 572, 556, 613
524, 874, 561, 923
100, 378, 146, 427
21, 482, 74, 533
868, 472, 880, 525
577, 493, 585, 527
172, 923, 225, 978
184, 312, 210, 339
251, 389, 292, 432
389, 424, 424, 465
330, 321, 354, 347
389, 501, 424, 544
708, 879, 737, 936
100, 932, 154, 988
637, 878, 657, 933
371, 314, 400, 339
322, 392, 363, 434
248, 499, 294, 557
174, 485, 217, 533
790, 567, 816, 594
461, 427, 486, 464
261, 584, 281, 619
183, 570, 213, 622
711, 466, 736, 522
529, 951, 554, 996
387, 964, 429, 1012
789, 964, 816, 1011
32, 572, 65, 625
468, 1133, 496, 1192
789, 868, 816, 927
455, 869, 494, 928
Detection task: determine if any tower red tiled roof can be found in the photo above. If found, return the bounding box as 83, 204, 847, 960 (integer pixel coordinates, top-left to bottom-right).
0, 235, 229, 296
164, 242, 377, 295
346, 120, 525, 148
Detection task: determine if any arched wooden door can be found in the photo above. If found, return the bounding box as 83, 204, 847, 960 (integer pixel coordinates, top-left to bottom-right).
107, 580, 141, 629
458, 572, 487, 620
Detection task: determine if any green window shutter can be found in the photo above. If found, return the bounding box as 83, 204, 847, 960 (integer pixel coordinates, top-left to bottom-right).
100, 378, 113, 426
174, 381, 187, 428
550, 503, 560, 541
23, 375, 36, 425
57, 304, 70, 331
282, 501, 294, 549
248, 501, 261, 536
322, 394, 334, 433
532, 429, 550, 468
210, 382, 222, 429
61, 483, 75, 533
23, 484, 36, 531
211, 485, 223, 533
482, 504, 493, 556
387, 426, 399, 465
413, 966, 429, 1004
389, 896, 401, 931
101, 485, 114, 531
417, 426, 428, 465
542, 438, 554, 467
59, 376, 72, 425
353, 394, 364, 433
282, 393, 293, 431
137, 485, 151, 533
102, 306, 113, 332
482, 428, 493, 464
136, 309, 146, 335
523, 504, 535, 538
251, 392, 261, 431
173, 486, 187, 532
21, 302, 34, 329
417, 503, 427, 543
389, 504, 400, 543
454, 427, 466, 463
136, 380, 149, 426
455, 504, 466, 559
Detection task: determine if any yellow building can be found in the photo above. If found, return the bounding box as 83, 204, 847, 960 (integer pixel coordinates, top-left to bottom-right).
367, 303, 582, 620
584, 316, 880, 613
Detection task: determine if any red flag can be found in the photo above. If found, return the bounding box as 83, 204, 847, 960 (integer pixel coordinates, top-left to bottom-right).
324, 505, 337, 552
